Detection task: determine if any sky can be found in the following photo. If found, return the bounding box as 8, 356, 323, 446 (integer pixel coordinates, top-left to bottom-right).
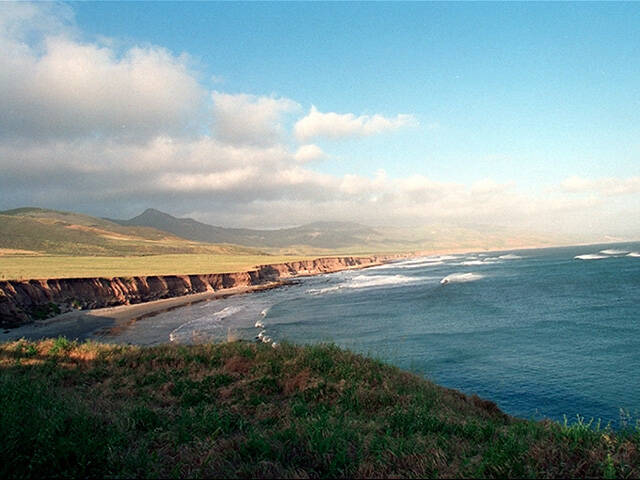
0, 2, 639, 239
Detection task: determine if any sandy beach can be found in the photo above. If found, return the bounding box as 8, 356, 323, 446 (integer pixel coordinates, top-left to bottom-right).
0, 246, 564, 344
0, 281, 284, 343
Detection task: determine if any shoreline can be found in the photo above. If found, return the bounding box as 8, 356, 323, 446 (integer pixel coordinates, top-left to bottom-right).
1, 255, 399, 340
0, 281, 285, 342
3, 240, 634, 340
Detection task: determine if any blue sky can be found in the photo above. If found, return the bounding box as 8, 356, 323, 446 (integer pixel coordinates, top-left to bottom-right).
0, 2, 638, 238
71, 2, 640, 185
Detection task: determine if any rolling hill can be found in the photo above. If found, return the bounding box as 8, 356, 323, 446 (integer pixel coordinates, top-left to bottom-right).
113, 208, 565, 254
112, 208, 391, 251
0, 206, 568, 259
0, 208, 264, 256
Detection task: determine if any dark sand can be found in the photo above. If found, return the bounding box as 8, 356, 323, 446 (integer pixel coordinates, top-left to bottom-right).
1, 282, 282, 343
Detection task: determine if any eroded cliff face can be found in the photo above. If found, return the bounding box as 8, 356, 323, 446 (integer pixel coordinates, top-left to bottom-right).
0, 256, 397, 328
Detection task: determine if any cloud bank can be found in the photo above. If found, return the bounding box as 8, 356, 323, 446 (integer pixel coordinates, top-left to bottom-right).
0, 4, 204, 141
0, 3, 638, 241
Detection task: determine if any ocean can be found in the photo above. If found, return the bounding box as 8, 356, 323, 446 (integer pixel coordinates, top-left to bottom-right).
107, 242, 640, 427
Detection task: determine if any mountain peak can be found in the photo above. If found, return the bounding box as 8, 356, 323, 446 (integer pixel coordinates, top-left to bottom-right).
133, 208, 179, 221
140, 207, 170, 216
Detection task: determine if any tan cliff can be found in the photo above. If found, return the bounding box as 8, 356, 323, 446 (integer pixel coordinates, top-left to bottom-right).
0, 255, 400, 328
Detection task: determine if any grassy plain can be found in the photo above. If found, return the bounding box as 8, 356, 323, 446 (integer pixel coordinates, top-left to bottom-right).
0, 210, 265, 257
1, 339, 638, 478
0, 253, 321, 280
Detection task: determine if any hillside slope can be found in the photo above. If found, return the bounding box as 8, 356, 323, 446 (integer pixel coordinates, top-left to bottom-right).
115, 208, 566, 253
114, 208, 388, 250
0, 208, 263, 256
1, 339, 637, 478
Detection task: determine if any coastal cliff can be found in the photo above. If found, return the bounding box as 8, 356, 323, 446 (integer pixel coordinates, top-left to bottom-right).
0, 256, 395, 328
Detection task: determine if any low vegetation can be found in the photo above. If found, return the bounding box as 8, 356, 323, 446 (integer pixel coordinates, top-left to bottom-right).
1, 339, 638, 478
0, 208, 264, 257
0, 253, 318, 280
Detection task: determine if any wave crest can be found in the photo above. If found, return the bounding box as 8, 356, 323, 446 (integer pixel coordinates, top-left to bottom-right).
307, 274, 426, 295
574, 254, 608, 260
440, 272, 484, 285
169, 306, 244, 343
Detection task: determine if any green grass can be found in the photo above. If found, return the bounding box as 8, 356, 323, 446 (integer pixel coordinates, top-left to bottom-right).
1, 339, 638, 478
0, 211, 265, 257
0, 253, 322, 280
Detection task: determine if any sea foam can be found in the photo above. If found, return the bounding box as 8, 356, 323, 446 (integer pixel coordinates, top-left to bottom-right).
307, 274, 425, 295
498, 254, 522, 260
348, 274, 422, 289
169, 306, 244, 343
627, 252, 640, 258
600, 249, 630, 255
440, 272, 484, 285
574, 254, 608, 260
459, 260, 487, 266
396, 260, 445, 269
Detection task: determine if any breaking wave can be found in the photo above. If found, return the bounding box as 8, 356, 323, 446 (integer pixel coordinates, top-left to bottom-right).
430, 255, 460, 261
459, 260, 486, 266
600, 249, 629, 255
306, 285, 341, 295
440, 272, 484, 285
627, 252, 640, 258
498, 254, 522, 260
397, 260, 445, 269
459, 259, 500, 266
307, 274, 426, 295
377, 256, 455, 269
349, 274, 423, 289
574, 254, 608, 260
169, 306, 244, 343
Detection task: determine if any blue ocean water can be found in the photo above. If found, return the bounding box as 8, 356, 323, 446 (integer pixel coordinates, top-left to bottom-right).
110, 243, 640, 426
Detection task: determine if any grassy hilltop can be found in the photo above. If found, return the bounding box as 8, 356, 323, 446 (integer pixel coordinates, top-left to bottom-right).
1, 339, 638, 478
0, 208, 318, 280
0, 206, 566, 280
0, 208, 264, 257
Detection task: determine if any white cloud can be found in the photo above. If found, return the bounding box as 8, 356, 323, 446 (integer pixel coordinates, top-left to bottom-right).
211, 92, 299, 146
470, 178, 514, 195
561, 175, 640, 196
294, 144, 326, 162
0, 4, 638, 240
155, 168, 260, 192
0, 8, 205, 141
294, 106, 417, 141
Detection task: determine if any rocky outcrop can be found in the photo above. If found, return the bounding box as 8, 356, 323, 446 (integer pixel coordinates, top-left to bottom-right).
0, 256, 399, 328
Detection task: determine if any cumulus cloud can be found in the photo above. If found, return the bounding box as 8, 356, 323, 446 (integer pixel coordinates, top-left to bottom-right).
0, 5, 205, 141
560, 175, 640, 196
294, 144, 326, 163
0, 3, 637, 240
294, 106, 417, 142
211, 92, 299, 146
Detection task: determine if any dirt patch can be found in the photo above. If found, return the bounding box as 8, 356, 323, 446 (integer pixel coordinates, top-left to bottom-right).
223, 355, 253, 375
283, 368, 312, 395
0, 248, 41, 256
65, 224, 142, 241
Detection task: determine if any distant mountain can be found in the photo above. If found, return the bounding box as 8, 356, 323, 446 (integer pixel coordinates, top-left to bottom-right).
0, 206, 568, 257
112, 208, 387, 250
113, 208, 568, 254
0, 208, 264, 256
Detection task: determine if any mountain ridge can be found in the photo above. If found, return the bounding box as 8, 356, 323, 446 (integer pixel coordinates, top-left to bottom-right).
111, 208, 383, 249
0, 207, 263, 256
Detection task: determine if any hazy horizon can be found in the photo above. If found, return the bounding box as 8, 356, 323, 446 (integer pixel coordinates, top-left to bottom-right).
1, 2, 639, 242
